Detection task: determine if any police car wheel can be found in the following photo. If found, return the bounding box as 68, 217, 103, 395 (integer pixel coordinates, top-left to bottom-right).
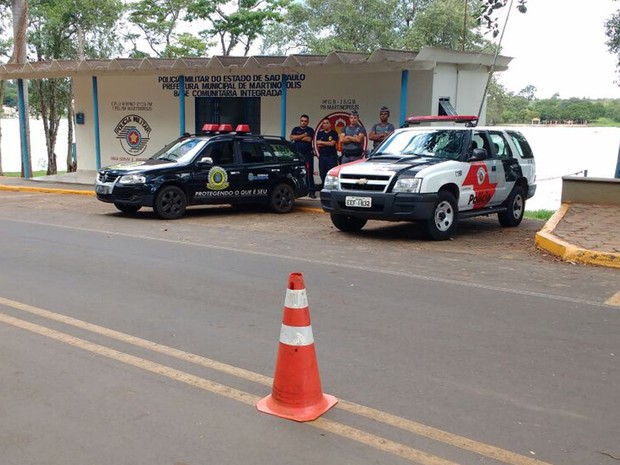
498, 185, 525, 227
426, 191, 458, 241
154, 185, 187, 219
270, 184, 295, 213
114, 203, 141, 214
330, 214, 367, 232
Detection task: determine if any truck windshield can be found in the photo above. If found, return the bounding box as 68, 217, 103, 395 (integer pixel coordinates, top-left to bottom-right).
373, 129, 465, 160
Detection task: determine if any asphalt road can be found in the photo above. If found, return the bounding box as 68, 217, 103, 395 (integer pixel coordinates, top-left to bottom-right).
0, 191, 619, 465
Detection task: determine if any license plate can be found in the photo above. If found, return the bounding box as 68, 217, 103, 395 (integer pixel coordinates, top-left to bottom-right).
345, 196, 372, 208
96, 184, 112, 195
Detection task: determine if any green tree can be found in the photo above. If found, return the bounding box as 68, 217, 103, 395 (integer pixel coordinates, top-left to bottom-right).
126, 0, 208, 58
28, 0, 123, 174
400, 0, 493, 52
262, 0, 495, 55
187, 0, 289, 56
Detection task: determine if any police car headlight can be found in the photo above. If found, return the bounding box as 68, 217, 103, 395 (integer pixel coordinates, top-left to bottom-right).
393, 177, 421, 193
118, 174, 146, 185
323, 174, 339, 190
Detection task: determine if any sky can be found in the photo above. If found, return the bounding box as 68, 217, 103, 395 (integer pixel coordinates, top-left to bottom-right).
496, 0, 620, 99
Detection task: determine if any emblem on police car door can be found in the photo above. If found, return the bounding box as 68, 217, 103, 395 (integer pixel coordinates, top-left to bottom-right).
476, 167, 486, 185
207, 166, 230, 190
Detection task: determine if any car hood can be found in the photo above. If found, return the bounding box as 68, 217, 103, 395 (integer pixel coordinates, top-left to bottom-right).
338, 156, 446, 177
100, 158, 178, 174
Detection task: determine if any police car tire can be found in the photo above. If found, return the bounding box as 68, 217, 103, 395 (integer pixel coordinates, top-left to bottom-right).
270, 183, 295, 213
330, 214, 367, 232
114, 203, 141, 214
425, 191, 458, 241
154, 185, 187, 219
498, 185, 525, 227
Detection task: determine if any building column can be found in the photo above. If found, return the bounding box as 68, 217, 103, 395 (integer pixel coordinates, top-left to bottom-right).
179, 75, 186, 135
280, 74, 288, 138
92, 76, 102, 170
17, 79, 31, 178
399, 70, 409, 127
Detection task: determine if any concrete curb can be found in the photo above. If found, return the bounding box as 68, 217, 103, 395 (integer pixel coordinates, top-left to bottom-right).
535, 203, 620, 269
0, 184, 95, 196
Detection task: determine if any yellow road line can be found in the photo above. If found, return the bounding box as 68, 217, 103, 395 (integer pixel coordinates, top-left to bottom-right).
0, 296, 554, 465
0, 311, 460, 465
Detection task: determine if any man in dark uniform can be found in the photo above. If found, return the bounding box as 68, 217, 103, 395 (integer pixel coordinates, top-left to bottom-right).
315, 118, 339, 187
290, 114, 316, 198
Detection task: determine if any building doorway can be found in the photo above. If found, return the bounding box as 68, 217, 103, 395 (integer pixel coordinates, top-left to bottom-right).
195, 97, 261, 134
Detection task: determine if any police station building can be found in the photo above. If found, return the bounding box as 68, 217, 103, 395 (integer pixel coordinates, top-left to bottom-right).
0, 47, 511, 173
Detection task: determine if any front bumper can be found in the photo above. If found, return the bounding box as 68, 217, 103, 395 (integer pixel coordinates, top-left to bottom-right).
95, 182, 154, 206
320, 190, 438, 221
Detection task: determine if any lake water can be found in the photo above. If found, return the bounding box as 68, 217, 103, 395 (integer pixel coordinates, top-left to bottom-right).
1, 119, 618, 212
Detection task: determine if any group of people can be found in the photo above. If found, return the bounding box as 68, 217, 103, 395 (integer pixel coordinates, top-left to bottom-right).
289, 106, 395, 198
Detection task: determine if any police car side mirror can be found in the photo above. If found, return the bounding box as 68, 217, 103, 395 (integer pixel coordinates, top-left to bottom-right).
469, 148, 488, 161
197, 156, 214, 167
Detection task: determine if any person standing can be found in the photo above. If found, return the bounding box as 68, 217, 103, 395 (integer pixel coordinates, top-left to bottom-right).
315, 118, 339, 187
339, 110, 366, 164
368, 106, 395, 151
290, 114, 316, 198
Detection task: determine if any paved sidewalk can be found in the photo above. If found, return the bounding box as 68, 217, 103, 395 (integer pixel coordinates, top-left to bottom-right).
535, 203, 620, 269
1, 173, 619, 269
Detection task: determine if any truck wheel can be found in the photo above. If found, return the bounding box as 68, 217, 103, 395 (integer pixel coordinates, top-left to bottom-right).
114, 203, 141, 213
270, 184, 295, 213
498, 186, 525, 227
425, 191, 458, 240
330, 214, 367, 232
153, 185, 186, 219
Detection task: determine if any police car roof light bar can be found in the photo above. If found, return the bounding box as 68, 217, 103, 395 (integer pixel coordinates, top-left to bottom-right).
235, 124, 251, 133
405, 115, 479, 127
202, 123, 220, 133
218, 124, 233, 133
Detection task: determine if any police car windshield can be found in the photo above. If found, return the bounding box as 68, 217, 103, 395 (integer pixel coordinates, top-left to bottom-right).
372, 129, 464, 160
150, 138, 209, 163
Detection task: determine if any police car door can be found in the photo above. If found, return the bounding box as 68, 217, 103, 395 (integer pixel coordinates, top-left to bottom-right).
236, 140, 274, 200
190, 140, 241, 204
486, 131, 513, 205
460, 131, 503, 210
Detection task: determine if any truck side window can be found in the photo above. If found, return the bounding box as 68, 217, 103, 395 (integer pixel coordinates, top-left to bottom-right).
488, 132, 513, 159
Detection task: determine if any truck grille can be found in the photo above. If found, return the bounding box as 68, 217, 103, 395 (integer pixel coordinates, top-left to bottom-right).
340, 173, 391, 192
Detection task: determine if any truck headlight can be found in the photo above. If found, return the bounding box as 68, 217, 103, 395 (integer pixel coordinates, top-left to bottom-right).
118, 174, 146, 185
323, 174, 338, 190
393, 177, 421, 193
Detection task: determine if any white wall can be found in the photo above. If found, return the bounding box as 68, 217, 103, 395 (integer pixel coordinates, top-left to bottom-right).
72, 63, 489, 170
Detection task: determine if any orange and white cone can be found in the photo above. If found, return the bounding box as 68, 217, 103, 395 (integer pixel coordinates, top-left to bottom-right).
256, 272, 337, 422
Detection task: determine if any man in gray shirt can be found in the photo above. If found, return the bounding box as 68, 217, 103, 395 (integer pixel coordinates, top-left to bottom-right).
339, 110, 367, 164
369, 106, 395, 150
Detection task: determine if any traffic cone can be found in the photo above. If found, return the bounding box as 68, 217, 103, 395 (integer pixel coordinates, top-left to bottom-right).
257, 272, 337, 422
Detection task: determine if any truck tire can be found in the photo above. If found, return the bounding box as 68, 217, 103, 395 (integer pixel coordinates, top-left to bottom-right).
330, 214, 367, 232
425, 191, 458, 240
498, 185, 525, 227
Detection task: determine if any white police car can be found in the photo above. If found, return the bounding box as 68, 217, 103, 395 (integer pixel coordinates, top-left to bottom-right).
96, 124, 308, 219
320, 116, 536, 240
